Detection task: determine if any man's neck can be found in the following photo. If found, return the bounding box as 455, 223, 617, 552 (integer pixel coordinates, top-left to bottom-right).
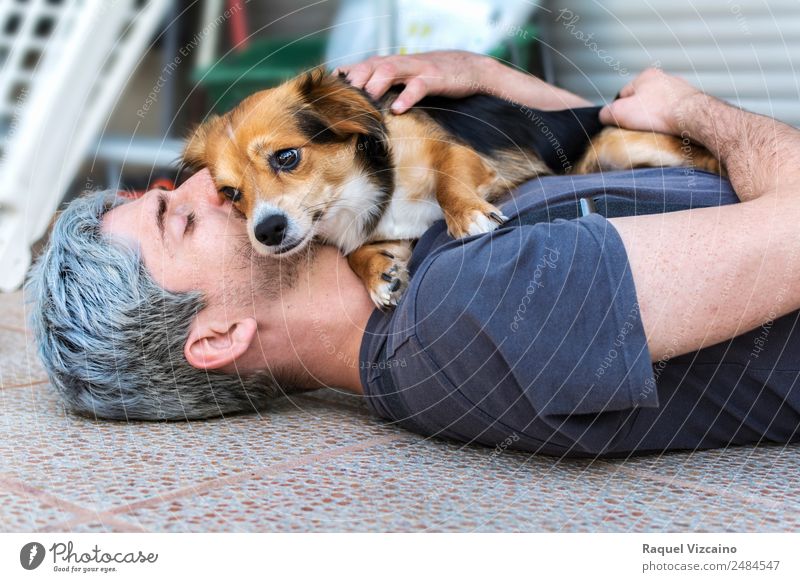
251, 246, 375, 394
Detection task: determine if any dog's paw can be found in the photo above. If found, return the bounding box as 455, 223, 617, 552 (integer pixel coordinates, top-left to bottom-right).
368, 251, 410, 309
348, 242, 413, 310
446, 202, 508, 239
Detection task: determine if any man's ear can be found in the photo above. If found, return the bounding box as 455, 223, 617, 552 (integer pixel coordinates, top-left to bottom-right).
295, 67, 384, 138
184, 316, 258, 371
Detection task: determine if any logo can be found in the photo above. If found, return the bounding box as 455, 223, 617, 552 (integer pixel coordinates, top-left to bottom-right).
20, 542, 46, 570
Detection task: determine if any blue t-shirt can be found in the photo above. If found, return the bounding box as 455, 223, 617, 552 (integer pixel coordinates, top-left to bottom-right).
359, 168, 800, 456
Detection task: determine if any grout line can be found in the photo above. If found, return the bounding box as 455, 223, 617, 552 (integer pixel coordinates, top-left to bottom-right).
0, 476, 148, 533
41, 515, 148, 534
1, 379, 49, 390
48, 433, 409, 530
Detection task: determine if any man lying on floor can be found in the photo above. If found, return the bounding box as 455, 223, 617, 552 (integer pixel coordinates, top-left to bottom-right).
29, 51, 800, 457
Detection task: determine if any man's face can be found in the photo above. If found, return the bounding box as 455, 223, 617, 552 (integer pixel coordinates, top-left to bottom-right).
101, 169, 265, 297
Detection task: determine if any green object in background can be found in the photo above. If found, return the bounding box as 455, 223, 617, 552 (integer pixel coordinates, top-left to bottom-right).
488, 23, 538, 73
194, 36, 328, 113
195, 25, 537, 114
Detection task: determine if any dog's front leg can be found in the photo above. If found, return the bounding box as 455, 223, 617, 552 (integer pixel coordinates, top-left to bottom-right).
434, 144, 509, 238
348, 240, 413, 309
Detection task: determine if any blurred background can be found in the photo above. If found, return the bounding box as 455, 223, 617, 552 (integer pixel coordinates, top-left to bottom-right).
0, 0, 798, 291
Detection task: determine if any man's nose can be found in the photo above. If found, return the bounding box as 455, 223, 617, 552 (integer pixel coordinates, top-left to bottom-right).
172, 168, 225, 208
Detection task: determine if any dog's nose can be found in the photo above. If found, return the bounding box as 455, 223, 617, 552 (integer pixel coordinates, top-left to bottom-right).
255, 214, 288, 246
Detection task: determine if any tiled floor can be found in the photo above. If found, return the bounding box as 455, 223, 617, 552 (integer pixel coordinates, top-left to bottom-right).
2, 289, 799, 532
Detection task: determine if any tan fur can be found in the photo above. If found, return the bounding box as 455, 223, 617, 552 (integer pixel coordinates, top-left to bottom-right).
480, 149, 552, 195
382, 113, 439, 203
379, 114, 508, 238
347, 241, 413, 307
432, 142, 505, 238
297, 68, 383, 137
574, 127, 724, 175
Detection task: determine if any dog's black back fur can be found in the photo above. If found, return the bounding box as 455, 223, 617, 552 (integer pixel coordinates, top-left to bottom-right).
380, 87, 604, 174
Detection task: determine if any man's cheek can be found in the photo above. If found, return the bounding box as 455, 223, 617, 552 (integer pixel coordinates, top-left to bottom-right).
187, 251, 207, 291
166, 248, 203, 293
149, 254, 185, 293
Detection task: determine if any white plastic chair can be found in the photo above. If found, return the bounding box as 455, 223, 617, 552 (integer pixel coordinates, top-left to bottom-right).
0, 0, 171, 292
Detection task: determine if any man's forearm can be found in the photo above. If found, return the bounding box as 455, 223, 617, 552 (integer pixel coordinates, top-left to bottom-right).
340, 51, 592, 114
676, 93, 800, 201
486, 60, 592, 110
613, 97, 800, 360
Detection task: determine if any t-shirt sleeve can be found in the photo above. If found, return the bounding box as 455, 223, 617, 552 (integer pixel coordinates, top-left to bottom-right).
385, 213, 658, 454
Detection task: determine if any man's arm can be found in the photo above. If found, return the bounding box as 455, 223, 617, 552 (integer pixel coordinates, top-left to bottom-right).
600, 67, 800, 202
337, 50, 591, 113
601, 69, 800, 361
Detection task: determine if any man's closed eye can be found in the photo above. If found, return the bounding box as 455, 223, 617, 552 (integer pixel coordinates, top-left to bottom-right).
184, 211, 197, 235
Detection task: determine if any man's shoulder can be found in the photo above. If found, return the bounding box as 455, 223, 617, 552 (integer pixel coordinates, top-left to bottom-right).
402, 213, 603, 349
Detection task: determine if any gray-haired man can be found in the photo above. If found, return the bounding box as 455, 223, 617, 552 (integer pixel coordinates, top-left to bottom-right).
28, 54, 800, 456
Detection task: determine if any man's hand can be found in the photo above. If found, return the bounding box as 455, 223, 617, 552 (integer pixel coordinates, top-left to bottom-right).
336, 50, 496, 113
599, 68, 701, 135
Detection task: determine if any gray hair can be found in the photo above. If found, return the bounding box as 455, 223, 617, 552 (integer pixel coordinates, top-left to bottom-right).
26, 190, 284, 420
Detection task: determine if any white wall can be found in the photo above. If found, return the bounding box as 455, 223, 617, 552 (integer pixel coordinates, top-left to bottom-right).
548, 0, 800, 125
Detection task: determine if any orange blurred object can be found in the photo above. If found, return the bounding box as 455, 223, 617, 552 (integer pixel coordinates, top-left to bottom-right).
119, 177, 176, 199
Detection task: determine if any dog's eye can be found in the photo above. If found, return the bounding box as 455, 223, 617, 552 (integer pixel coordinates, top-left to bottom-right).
270, 148, 301, 172
220, 186, 242, 202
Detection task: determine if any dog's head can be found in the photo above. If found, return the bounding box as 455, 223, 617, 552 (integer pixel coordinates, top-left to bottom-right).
183, 68, 392, 256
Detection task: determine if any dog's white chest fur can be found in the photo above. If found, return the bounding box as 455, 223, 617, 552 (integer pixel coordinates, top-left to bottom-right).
320, 132, 444, 252
370, 184, 443, 242
320, 174, 442, 254
317, 175, 384, 255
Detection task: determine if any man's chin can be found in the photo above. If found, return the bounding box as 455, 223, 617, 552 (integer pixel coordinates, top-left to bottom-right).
247, 240, 317, 298
250, 229, 314, 260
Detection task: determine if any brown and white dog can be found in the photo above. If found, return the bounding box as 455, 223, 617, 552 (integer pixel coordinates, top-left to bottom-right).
183, 68, 721, 308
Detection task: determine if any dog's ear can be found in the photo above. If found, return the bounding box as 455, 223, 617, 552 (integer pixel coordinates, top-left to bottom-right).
296, 67, 383, 139
183, 114, 224, 169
